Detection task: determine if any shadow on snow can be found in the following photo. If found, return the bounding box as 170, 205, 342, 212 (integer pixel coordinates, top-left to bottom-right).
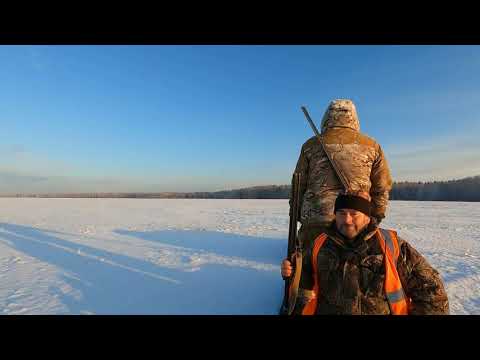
0, 223, 286, 315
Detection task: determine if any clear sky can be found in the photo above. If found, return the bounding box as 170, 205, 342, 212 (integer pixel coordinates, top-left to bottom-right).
1, 45, 479, 193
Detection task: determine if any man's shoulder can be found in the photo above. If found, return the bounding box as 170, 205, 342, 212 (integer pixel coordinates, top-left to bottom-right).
302, 135, 318, 147
357, 131, 380, 148
299, 136, 320, 153
378, 227, 402, 238
377, 227, 410, 249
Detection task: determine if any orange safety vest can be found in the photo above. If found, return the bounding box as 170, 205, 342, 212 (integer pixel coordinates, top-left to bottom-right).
302, 228, 410, 315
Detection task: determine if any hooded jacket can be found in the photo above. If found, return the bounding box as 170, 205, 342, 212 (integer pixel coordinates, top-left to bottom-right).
292, 99, 393, 225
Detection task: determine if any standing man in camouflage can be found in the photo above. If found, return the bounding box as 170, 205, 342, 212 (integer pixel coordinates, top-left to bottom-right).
290, 99, 393, 295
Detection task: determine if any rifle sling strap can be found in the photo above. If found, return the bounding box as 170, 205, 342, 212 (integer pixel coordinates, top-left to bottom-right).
314, 133, 349, 192
287, 251, 303, 315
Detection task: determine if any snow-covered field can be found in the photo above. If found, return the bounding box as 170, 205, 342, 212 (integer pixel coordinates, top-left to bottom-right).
0, 198, 478, 315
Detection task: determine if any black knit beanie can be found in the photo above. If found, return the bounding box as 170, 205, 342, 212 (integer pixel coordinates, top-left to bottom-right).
334, 194, 371, 217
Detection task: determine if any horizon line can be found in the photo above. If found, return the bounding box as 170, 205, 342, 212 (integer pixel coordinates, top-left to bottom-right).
1, 174, 478, 197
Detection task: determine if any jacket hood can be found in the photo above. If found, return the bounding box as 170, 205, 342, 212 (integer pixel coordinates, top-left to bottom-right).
320, 99, 360, 133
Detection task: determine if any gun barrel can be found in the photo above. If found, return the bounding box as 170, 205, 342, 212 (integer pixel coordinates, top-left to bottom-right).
282, 171, 302, 315
288, 172, 300, 256
301, 106, 321, 137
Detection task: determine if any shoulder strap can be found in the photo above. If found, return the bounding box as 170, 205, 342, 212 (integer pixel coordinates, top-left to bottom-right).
287, 251, 303, 315
315, 134, 350, 192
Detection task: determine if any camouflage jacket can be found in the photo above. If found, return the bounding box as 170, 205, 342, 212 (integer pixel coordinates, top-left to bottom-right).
291, 100, 393, 225
294, 224, 450, 315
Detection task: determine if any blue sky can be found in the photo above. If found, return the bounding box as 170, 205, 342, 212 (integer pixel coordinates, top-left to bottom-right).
1, 45, 479, 193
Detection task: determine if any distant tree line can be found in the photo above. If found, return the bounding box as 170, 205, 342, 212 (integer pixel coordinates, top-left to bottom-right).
206, 176, 480, 201
0, 185, 292, 199
389, 176, 480, 201
2, 176, 479, 201
211, 185, 291, 199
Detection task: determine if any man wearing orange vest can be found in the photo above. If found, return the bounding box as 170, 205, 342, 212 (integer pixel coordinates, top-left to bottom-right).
288, 100, 393, 309
281, 192, 449, 315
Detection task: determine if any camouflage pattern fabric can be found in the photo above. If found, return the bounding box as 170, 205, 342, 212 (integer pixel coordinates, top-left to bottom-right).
291, 99, 393, 225
293, 225, 450, 315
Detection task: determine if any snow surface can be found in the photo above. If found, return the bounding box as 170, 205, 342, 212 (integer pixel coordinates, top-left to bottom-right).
0, 198, 478, 315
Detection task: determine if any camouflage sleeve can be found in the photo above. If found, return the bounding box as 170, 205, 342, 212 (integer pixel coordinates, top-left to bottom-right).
397, 239, 450, 315
289, 144, 308, 219
369, 144, 393, 221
